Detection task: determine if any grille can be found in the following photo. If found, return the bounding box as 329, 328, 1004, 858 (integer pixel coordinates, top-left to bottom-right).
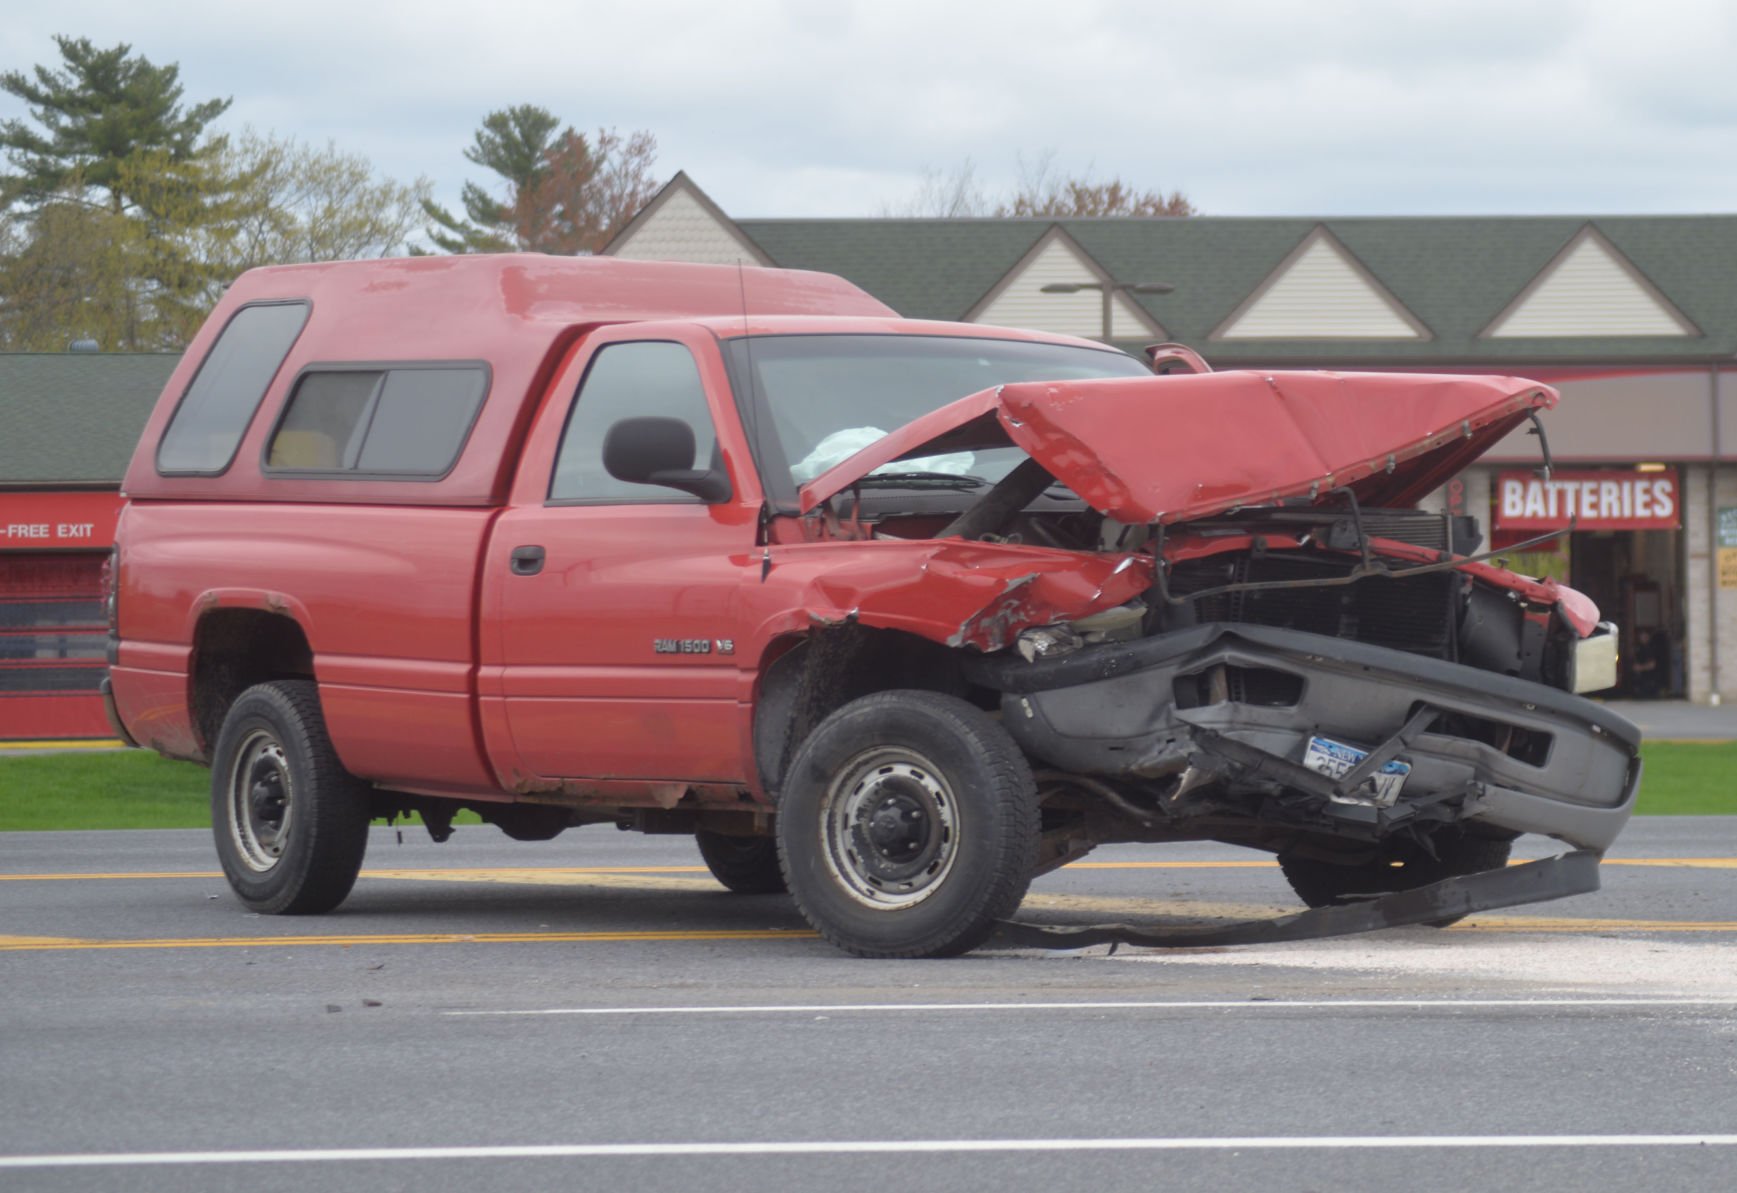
1169, 550, 1457, 659
1357, 509, 1450, 551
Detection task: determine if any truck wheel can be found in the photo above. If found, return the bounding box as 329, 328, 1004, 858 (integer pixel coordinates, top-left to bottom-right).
776, 690, 1039, 958
211, 680, 371, 915
1279, 833, 1512, 927
695, 832, 787, 894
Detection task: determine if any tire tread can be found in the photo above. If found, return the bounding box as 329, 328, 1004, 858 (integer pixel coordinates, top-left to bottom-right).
211, 680, 371, 916
776, 690, 1038, 959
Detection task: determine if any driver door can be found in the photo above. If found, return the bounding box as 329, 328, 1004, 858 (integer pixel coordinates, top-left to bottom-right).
481, 328, 761, 783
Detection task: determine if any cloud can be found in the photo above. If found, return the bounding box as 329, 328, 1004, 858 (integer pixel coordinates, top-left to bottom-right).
2, 0, 1734, 219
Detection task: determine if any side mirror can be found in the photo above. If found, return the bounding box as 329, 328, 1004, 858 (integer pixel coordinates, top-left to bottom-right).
602, 416, 732, 502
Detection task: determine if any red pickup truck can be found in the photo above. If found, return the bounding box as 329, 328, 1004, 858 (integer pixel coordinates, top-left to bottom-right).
107, 255, 1639, 957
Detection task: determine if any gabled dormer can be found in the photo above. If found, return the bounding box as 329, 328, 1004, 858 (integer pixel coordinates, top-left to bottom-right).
602, 172, 773, 266
1481, 223, 1697, 338
1211, 225, 1430, 341
963, 225, 1166, 341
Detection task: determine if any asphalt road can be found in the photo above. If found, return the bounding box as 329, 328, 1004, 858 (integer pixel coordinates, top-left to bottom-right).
3, 820, 1735, 1192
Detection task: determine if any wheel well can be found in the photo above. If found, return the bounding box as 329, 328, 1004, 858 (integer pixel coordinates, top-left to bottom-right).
191, 610, 315, 757
752, 624, 978, 796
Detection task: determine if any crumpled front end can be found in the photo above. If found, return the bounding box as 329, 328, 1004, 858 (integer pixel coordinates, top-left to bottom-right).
969, 622, 1642, 853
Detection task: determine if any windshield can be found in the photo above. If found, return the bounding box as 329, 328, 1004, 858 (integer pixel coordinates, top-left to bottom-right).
724, 334, 1150, 496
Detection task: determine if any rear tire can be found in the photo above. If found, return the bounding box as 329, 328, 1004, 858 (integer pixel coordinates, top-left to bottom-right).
210, 680, 371, 915
695, 832, 787, 894
1279, 833, 1512, 927
776, 691, 1039, 958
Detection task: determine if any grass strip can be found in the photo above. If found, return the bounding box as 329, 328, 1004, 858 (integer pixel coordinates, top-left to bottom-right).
1, 740, 1731, 831
0, 751, 210, 830
1631, 740, 1737, 816
0, 751, 475, 831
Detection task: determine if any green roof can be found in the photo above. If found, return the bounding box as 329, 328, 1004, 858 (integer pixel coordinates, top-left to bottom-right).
738, 214, 1737, 363
0, 353, 178, 486
11, 216, 1737, 487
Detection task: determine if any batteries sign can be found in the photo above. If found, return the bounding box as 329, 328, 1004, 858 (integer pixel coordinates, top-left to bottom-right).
1493, 469, 1680, 531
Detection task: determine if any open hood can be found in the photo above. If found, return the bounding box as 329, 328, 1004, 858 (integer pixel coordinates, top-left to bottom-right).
799, 370, 1557, 524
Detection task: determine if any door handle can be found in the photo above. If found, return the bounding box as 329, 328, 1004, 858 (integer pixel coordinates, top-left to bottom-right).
510, 545, 545, 576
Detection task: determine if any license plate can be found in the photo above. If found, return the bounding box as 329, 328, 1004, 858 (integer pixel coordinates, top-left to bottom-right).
1303, 735, 1410, 807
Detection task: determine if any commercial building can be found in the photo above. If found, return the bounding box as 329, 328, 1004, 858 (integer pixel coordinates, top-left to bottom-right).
606, 177, 1737, 702
3, 189, 1733, 740
0, 353, 178, 738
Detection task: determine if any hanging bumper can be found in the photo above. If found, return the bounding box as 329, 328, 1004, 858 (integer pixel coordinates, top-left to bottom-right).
991, 848, 1602, 951
970, 623, 1643, 852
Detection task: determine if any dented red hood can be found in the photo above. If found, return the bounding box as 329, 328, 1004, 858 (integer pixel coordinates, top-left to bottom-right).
799, 371, 1557, 523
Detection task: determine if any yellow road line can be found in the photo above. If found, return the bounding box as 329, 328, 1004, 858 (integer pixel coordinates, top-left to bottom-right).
1453, 918, 1737, 933
1070, 858, 1737, 871
0, 872, 227, 881
1026, 893, 1290, 920
0, 928, 818, 953
4, 917, 1737, 955
0, 739, 124, 750
370, 867, 711, 882
4, 857, 1733, 883
1069, 860, 1278, 869
0, 866, 712, 882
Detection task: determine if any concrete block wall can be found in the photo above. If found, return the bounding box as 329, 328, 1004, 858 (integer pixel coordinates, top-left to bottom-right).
1421, 471, 1492, 534
1460, 470, 1493, 543
1685, 463, 1737, 704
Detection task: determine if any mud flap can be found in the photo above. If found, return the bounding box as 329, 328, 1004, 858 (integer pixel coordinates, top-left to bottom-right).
988, 849, 1602, 951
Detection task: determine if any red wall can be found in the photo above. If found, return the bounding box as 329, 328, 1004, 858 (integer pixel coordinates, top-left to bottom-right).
1, 492, 122, 741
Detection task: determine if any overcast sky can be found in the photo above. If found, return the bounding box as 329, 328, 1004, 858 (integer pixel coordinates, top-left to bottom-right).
3, 0, 1734, 223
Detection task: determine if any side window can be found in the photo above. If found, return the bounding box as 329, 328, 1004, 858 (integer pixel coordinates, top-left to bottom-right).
550, 341, 718, 503
270, 371, 379, 469
357, 369, 488, 473
265, 365, 488, 477
157, 302, 310, 474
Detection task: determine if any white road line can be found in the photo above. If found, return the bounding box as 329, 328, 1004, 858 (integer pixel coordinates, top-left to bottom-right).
443, 997, 1737, 1017
6, 1136, 1737, 1168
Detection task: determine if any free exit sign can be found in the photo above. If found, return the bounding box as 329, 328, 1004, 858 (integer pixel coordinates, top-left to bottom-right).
0, 491, 124, 549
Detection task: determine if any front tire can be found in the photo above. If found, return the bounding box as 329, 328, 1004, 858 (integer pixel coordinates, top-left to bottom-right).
776, 691, 1039, 958
211, 680, 371, 915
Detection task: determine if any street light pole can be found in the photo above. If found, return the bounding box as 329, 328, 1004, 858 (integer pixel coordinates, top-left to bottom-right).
1041, 279, 1175, 342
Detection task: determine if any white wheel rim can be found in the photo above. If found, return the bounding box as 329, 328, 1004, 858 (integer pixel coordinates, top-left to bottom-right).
227, 728, 293, 873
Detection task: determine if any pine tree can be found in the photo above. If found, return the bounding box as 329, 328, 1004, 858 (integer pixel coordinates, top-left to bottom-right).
0, 39, 423, 350
0, 35, 231, 214
422, 105, 562, 253
422, 106, 658, 255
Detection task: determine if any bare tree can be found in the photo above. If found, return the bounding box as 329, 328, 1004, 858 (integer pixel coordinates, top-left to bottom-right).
884, 150, 1195, 218
879, 158, 992, 217
513, 127, 659, 254
1000, 150, 1195, 217
217, 130, 431, 268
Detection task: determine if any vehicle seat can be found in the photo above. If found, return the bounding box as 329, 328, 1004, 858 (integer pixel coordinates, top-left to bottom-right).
268, 431, 339, 470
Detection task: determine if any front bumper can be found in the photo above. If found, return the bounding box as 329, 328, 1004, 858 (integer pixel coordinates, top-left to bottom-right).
969, 623, 1642, 851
